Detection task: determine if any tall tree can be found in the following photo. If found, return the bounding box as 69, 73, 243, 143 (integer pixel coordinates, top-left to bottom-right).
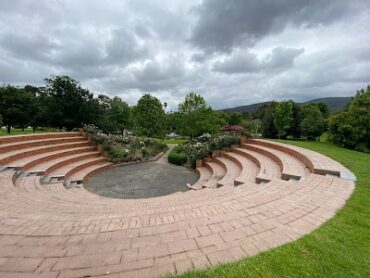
177, 93, 222, 137
0, 85, 33, 133
273, 101, 293, 138
228, 112, 244, 125
300, 104, 326, 139
133, 94, 166, 137
287, 101, 302, 138
328, 85, 370, 152
44, 75, 97, 130
261, 103, 278, 138
108, 97, 131, 135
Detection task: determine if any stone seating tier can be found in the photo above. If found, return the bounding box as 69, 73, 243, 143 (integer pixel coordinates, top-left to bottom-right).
0, 133, 355, 277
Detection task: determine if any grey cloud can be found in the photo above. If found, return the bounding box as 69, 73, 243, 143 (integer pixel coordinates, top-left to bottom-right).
213, 47, 305, 74
0, 0, 369, 110
105, 28, 148, 65
190, 0, 366, 52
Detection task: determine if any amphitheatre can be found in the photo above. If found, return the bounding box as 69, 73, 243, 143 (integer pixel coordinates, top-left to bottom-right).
0, 130, 356, 277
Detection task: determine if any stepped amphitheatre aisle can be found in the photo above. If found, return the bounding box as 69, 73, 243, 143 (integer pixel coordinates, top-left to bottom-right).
0, 132, 355, 277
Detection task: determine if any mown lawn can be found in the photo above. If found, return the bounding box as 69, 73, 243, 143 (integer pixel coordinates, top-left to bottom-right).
175, 140, 370, 278
154, 138, 189, 145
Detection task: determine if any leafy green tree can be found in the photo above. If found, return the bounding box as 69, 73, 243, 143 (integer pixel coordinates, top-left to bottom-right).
0, 85, 33, 133
177, 93, 222, 137
328, 86, 370, 152
228, 112, 244, 125
300, 104, 326, 139
273, 101, 293, 138
133, 94, 166, 137
253, 103, 271, 119
44, 75, 97, 130
108, 97, 131, 135
261, 103, 278, 138
287, 101, 302, 138
316, 102, 330, 118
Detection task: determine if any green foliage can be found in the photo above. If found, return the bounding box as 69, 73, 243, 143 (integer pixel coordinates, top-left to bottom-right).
328, 85, 370, 152
44, 75, 98, 130
274, 101, 294, 138
168, 146, 187, 165
133, 94, 166, 137
0, 85, 34, 133
108, 97, 131, 134
300, 104, 326, 139
226, 112, 244, 125
262, 103, 278, 138
177, 92, 223, 137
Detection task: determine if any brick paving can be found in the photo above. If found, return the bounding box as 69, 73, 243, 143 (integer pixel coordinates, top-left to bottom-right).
0, 133, 355, 277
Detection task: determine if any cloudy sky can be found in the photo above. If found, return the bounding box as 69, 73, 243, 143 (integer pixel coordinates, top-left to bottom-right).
1, 0, 369, 110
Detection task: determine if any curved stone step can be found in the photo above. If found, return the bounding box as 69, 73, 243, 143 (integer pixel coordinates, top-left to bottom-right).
0, 132, 81, 144
31, 151, 101, 175
44, 157, 107, 183
232, 147, 281, 183
0, 141, 91, 165
65, 162, 113, 187
243, 143, 308, 180
7, 146, 96, 169
203, 161, 225, 188
214, 156, 242, 187
250, 139, 353, 179
188, 166, 212, 190
0, 137, 86, 153
223, 152, 259, 185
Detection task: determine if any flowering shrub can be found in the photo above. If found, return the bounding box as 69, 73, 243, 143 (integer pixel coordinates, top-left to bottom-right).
176, 134, 241, 167
82, 124, 168, 163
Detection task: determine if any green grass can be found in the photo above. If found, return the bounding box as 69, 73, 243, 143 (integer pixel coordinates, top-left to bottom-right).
0, 128, 54, 136
153, 138, 189, 145
175, 140, 370, 277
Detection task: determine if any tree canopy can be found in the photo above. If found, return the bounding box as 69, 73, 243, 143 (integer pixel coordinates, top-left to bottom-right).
328, 86, 370, 152
133, 94, 166, 137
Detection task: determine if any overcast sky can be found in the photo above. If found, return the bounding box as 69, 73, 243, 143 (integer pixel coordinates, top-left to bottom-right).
1, 0, 369, 110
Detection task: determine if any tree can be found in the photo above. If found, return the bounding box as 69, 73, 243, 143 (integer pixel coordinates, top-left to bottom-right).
287, 101, 302, 138
300, 104, 326, 139
316, 102, 330, 118
108, 97, 131, 135
0, 85, 33, 133
328, 85, 370, 152
273, 101, 293, 138
253, 103, 271, 119
261, 103, 278, 138
177, 93, 222, 137
44, 75, 97, 130
133, 94, 166, 137
228, 112, 243, 125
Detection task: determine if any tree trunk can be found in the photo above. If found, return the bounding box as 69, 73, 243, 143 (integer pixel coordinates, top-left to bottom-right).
7, 125, 11, 134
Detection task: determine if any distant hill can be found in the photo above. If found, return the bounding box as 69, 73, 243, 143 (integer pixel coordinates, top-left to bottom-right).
221, 97, 352, 114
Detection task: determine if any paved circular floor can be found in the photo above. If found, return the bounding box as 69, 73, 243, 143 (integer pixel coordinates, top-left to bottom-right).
84, 163, 198, 199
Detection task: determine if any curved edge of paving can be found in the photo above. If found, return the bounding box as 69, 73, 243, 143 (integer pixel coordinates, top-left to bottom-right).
0, 140, 356, 278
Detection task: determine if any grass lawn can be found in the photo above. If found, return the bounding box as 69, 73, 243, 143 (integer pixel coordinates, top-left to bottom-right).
0, 128, 55, 136
154, 138, 189, 145
175, 140, 370, 278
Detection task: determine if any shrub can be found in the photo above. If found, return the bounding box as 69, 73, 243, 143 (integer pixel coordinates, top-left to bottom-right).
141, 147, 149, 158
168, 146, 187, 166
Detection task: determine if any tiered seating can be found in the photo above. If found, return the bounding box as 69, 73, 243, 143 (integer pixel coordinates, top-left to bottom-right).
0, 134, 355, 277
0, 132, 112, 187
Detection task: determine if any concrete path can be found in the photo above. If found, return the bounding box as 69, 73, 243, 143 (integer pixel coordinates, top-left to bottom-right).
153, 144, 177, 164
